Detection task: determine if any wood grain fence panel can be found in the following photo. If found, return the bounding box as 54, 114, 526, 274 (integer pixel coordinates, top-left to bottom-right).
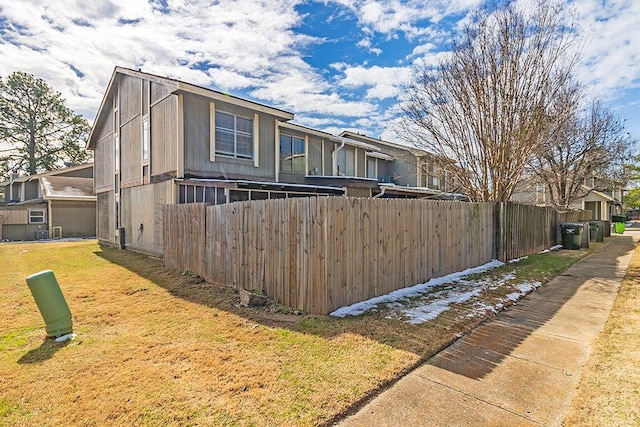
163, 198, 586, 314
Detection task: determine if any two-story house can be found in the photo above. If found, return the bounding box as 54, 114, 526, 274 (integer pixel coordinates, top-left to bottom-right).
511, 172, 624, 220
87, 67, 462, 256
0, 163, 96, 241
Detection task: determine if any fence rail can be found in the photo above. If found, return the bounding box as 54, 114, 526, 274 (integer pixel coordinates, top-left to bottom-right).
164, 198, 589, 314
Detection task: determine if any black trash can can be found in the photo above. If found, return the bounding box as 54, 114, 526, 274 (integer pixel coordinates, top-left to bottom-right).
612, 214, 627, 223
560, 222, 588, 250
603, 220, 611, 237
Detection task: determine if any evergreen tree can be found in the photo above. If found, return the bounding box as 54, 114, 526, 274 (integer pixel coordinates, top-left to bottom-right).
0, 71, 91, 180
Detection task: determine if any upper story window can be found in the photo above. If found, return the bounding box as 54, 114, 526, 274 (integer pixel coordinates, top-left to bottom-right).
366, 156, 376, 179
142, 117, 149, 161
337, 148, 355, 176
280, 134, 305, 174
215, 111, 253, 159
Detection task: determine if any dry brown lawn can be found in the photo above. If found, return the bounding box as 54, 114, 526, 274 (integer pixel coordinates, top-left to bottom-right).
564, 241, 640, 426
0, 240, 586, 426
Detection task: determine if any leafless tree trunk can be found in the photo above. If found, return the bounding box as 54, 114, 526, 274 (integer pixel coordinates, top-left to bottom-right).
396, 0, 579, 202
529, 100, 633, 211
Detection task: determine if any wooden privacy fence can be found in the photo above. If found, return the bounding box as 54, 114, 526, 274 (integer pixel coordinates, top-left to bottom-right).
495, 203, 586, 261
164, 198, 586, 314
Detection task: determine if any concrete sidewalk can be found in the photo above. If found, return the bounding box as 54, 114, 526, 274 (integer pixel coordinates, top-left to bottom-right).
338, 231, 639, 427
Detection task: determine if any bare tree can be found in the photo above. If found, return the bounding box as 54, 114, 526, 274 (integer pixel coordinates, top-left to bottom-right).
528, 101, 633, 211
396, 0, 579, 202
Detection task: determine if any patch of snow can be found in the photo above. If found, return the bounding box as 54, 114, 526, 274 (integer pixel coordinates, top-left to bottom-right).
330, 259, 505, 318
540, 245, 563, 253
403, 288, 483, 324
508, 256, 528, 263
331, 258, 546, 325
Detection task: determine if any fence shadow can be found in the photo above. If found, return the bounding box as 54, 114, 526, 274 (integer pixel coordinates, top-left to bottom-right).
94, 235, 635, 367
426, 234, 636, 380
93, 245, 475, 357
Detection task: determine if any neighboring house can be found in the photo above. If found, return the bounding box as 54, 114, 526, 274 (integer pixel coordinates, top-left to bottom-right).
87, 67, 462, 256
511, 173, 623, 220
0, 163, 96, 241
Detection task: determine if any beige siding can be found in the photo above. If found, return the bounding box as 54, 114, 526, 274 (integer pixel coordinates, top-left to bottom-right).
94, 134, 114, 192
93, 112, 113, 146
151, 95, 178, 175
121, 115, 142, 186
0, 209, 27, 224
50, 201, 96, 238
120, 75, 142, 125
121, 180, 174, 254
97, 192, 114, 242
151, 81, 173, 105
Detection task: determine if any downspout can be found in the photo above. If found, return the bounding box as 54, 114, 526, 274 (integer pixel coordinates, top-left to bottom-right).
331, 140, 346, 176
373, 186, 387, 198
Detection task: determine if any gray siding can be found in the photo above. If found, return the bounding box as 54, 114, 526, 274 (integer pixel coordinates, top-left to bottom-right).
323, 141, 333, 175
24, 181, 39, 200
151, 94, 178, 175
1, 224, 47, 241
183, 93, 277, 180
50, 201, 96, 238
121, 115, 142, 186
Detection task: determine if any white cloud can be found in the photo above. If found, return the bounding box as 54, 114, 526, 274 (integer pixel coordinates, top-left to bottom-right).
573, 0, 640, 101
330, 0, 483, 39
340, 65, 412, 87
1, 0, 638, 148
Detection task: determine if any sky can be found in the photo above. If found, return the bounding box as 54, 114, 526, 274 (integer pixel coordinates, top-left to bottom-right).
0, 0, 639, 150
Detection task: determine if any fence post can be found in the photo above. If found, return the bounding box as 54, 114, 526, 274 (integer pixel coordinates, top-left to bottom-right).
494, 202, 505, 262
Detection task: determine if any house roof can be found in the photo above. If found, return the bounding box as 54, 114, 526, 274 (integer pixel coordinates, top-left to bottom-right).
1, 163, 93, 186
277, 121, 381, 151
339, 130, 426, 156
40, 176, 95, 201
581, 187, 616, 203
87, 67, 295, 150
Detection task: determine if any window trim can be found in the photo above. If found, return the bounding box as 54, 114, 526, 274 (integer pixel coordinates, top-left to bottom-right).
279, 133, 306, 175
214, 110, 254, 160
28, 209, 46, 224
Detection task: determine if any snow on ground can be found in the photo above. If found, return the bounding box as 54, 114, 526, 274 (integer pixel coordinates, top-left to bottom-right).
330, 252, 547, 324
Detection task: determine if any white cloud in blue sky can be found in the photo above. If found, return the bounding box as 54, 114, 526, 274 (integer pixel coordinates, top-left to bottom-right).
0, 0, 639, 145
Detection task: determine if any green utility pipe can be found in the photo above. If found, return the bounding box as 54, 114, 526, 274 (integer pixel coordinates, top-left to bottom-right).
25, 270, 73, 338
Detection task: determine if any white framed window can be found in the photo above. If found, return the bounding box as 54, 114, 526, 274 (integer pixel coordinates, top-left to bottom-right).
142, 117, 149, 161
337, 148, 355, 176
28, 209, 46, 224
279, 134, 305, 174
366, 156, 377, 179
114, 134, 120, 172
215, 111, 253, 159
